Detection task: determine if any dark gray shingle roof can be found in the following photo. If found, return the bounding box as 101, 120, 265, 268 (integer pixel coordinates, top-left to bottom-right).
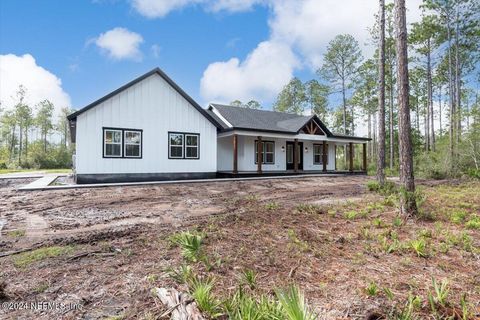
208, 103, 370, 141
208, 104, 313, 133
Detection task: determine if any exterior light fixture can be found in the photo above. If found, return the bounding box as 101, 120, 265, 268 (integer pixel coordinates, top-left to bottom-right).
281, 146, 285, 152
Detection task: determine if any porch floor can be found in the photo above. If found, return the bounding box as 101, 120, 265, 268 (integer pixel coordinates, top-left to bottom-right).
217, 170, 367, 178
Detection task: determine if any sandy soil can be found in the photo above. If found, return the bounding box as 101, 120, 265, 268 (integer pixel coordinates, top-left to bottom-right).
0, 176, 371, 249
0, 176, 478, 319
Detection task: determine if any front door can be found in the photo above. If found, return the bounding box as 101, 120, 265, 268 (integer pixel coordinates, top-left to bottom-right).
286, 141, 303, 170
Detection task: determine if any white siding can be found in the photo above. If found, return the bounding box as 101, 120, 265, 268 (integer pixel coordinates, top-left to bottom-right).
217, 136, 337, 171
75, 74, 217, 174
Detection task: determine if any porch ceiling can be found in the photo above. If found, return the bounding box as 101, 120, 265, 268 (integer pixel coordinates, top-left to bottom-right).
218, 130, 369, 144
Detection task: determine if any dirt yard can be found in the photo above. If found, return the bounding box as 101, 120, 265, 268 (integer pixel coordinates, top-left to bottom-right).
0, 176, 479, 319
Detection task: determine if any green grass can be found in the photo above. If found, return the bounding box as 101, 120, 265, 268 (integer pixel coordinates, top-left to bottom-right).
13, 246, 74, 268
169, 231, 205, 263
0, 168, 71, 175
6, 229, 26, 237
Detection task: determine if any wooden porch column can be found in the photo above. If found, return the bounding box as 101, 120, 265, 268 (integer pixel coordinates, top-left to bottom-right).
362, 143, 367, 172
233, 134, 238, 174
322, 141, 327, 172
257, 136, 262, 173
293, 138, 298, 172
349, 142, 354, 172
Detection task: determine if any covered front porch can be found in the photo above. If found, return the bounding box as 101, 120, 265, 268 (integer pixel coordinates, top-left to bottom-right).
216, 130, 369, 176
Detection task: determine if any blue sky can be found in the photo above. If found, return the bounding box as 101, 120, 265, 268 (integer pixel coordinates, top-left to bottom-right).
0, 0, 428, 134
1, 0, 279, 108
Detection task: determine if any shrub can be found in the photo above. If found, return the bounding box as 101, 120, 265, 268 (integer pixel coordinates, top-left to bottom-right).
170, 231, 205, 262
410, 239, 428, 258
188, 275, 222, 318
365, 281, 379, 296
239, 269, 257, 290
344, 210, 358, 220
276, 285, 316, 320
165, 264, 193, 284
465, 216, 480, 230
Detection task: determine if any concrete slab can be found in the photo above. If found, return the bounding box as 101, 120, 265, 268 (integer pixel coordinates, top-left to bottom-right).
18, 175, 60, 190
18, 173, 351, 191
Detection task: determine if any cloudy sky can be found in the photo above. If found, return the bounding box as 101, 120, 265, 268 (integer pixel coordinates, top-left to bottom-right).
0, 0, 423, 123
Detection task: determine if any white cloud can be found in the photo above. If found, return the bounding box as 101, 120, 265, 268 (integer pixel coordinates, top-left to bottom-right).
151, 44, 161, 58
130, 0, 261, 18
269, 0, 423, 69
131, 0, 202, 18
0, 54, 71, 116
200, 40, 299, 103
200, 0, 423, 105
94, 27, 144, 61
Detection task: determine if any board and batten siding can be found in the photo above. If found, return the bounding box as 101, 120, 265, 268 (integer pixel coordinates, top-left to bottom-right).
216, 136, 336, 171
75, 73, 217, 174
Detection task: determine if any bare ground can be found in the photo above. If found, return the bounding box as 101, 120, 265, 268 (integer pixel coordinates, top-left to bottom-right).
0, 176, 479, 319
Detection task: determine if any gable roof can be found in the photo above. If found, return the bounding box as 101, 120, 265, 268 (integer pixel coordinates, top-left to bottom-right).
67, 68, 222, 128
207, 103, 330, 134
208, 103, 370, 141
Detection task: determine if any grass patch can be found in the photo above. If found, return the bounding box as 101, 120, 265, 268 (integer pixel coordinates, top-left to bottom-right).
6, 229, 26, 237
13, 246, 74, 268
0, 168, 71, 174
295, 203, 324, 215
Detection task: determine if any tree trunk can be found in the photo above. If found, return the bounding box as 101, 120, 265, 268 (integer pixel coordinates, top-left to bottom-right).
425, 102, 429, 151
18, 124, 22, 166
455, 6, 461, 144
446, 10, 455, 163
389, 62, 395, 170
394, 0, 417, 216
438, 85, 442, 136
342, 76, 348, 163
368, 112, 372, 161
427, 38, 434, 151
377, 0, 386, 185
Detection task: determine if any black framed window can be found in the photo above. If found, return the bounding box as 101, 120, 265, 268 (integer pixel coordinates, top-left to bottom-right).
168, 132, 200, 159
255, 140, 275, 164
313, 143, 328, 165
124, 130, 142, 158
103, 127, 142, 159
104, 129, 123, 157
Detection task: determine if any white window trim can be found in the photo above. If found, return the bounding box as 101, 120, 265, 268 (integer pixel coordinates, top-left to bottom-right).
124, 130, 142, 158
169, 133, 184, 159
185, 134, 199, 159
104, 129, 123, 158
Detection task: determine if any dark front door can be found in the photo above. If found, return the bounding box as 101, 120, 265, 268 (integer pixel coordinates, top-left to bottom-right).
286, 141, 303, 170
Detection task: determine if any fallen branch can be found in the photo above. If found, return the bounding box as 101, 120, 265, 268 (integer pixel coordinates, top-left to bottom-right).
155, 287, 204, 320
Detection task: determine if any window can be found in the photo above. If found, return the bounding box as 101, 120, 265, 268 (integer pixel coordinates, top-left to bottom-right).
124, 130, 142, 158
168, 132, 200, 159
103, 127, 142, 159
104, 129, 123, 157
255, 140, 275, 164
185, 134, 199, 159
313, 143, 328, 165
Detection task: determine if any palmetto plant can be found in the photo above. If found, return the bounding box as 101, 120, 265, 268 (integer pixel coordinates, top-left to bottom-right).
240, 269, 258, 290
188, 275, 222, 318
428, 277, 449, 308
410, 238, 428, 257
275, 285, 316, 320
170, 231, 205, 262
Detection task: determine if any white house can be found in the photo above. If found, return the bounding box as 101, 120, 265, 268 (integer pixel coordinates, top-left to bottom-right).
68, 68, 369, 184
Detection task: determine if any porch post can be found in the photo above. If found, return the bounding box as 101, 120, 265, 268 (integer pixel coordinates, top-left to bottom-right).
293, 138, 298, 172
233, 134, 238, 174
257, 136, 262, 173
322, 141, 327, 172
362, 143, 367, 172
349, 142, 354, 172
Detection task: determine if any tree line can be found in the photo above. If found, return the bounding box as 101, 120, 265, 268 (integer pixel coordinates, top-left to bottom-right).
0, 85, 74, 170
231, 0, 480, 182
